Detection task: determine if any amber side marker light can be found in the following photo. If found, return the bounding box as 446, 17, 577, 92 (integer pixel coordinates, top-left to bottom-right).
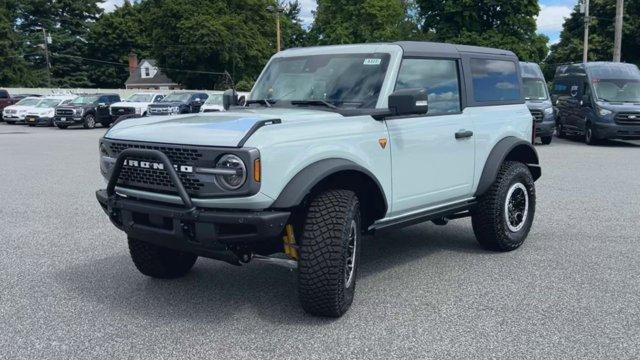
254, 159, 261, 182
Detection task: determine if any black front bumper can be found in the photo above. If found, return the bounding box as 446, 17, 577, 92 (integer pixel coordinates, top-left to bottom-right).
96, 148, 290, 259
54, 116, 84, 126
536, 121, 555, 137
594, 122, 640, 140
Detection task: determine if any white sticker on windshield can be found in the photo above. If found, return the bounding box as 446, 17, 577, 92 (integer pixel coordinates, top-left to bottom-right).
363, 58, 382, 66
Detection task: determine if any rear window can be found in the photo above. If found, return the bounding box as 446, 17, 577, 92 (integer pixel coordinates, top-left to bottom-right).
0, 90, 8, 99
471, 59, 521, 102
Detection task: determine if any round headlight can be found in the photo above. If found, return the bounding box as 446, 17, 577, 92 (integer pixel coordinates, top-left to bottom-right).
215, 154, 246, 190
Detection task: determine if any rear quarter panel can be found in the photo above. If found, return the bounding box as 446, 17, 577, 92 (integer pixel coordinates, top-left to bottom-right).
467, 104, 533, 191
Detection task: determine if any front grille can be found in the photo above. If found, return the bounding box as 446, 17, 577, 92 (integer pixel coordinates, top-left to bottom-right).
530, 109, 544, 123
108, 141, 206, 195
615, 112, 640, 125
148, 107, 170, 115
111, 107, 135, 116
56, 108, 74, 116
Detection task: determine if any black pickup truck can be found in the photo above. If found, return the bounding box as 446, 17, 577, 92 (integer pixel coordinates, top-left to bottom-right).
54, 94, 121, 129
147, 92, 208, 116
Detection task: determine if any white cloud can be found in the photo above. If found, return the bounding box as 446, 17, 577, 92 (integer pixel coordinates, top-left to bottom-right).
537, 5, 572, 32
99, 0, 121, 12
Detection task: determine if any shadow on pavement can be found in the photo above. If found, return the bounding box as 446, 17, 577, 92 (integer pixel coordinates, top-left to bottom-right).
55, 222, 481, 325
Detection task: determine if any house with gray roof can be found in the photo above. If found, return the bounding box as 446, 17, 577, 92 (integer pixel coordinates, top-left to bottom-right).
125, 53, 182, 90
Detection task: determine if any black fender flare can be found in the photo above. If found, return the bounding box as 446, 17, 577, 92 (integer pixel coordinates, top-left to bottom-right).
475, 137, 541, 197
271, 158, 388, 211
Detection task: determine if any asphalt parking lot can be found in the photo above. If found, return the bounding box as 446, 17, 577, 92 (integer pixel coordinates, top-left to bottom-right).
1, 122, 639, 359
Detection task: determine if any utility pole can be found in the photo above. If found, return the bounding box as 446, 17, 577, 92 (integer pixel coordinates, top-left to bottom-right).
42, 28, 52, 87
613, 0, 624, 62
581, 0, 590, 63
267, 5, 284, 52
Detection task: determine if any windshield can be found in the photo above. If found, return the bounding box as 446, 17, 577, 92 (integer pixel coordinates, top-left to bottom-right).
161, 93, 191, 102
251, 53, 391, 109
126, 94, 155, 102
205, 94, 223, 105
523, 79, 549, 100
70, 95, 99, 105
593, 79, 640, 103
36, 99, 63, 108
15, 98, 41, 106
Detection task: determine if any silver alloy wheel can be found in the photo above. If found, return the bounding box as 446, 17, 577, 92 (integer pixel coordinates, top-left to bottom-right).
86, 115, 95, 128
344, 220, 358, 288
504, 183, 529, 233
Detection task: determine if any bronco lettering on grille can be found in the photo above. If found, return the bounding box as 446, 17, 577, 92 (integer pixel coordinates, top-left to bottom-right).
124, 159, 194, 173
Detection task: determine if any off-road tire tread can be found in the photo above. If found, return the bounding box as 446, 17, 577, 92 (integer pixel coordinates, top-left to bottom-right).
128, 237, 197, 279
298, 189, 360, 317
540, 136, 552, 145
472, 161, 536, 252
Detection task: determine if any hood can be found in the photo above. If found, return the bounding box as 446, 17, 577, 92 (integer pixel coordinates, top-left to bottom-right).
597, 101, 640, 113
149, 102, 185, 107
111, 101, 150, 108
525, 100, 552, 111
58, 104, 92, 109
105, 108, 342, 147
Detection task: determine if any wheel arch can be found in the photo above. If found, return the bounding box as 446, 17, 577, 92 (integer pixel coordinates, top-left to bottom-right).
271, 158, 388, 230
475, 137, 541, 197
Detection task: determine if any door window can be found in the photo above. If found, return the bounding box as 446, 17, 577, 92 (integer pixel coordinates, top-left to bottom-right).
470, 59, 521, 102
395, 59, 461, 115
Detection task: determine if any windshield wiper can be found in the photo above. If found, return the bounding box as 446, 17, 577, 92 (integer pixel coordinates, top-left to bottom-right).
245, 99, 276, 107
290, 100, 338, 109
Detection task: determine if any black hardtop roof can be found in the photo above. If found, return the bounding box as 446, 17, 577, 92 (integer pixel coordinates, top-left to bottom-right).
395, 41, 518, 59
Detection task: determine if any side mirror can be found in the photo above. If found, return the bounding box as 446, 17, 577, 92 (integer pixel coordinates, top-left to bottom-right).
388, 88, 429, 117
581, 94, 591, 107
223, 89, 238, 110
98, 102, 107, 107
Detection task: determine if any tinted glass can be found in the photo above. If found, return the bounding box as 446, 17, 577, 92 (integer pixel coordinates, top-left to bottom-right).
395, 59, 461, 114
252, 53, 391, 109
0, 90, 8, 99
587, 63, 640, 80
471, 59, 521, 102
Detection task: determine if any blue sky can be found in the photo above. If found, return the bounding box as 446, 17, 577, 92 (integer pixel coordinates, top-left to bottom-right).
101, 0, 577, 44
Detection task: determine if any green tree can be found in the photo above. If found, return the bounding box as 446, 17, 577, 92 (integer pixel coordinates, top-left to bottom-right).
85, 0, 149, 88
416, 0, 549, 62
16, 0, 103, 87
142, 0, 277, 89
310, 0, 421, 45
546, 0, 640, 79
0, 0, 31, 86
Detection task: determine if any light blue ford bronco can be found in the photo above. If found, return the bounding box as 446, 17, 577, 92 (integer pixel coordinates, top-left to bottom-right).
97, 42, 541, 317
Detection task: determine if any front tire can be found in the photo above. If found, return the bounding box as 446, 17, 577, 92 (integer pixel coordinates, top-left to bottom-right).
471, 161, 536, 252
540, 136, 553, 145
83, 114, 96, 129
128, 237, 198, 279
584, 123, 598, 145
298, 189, 361, 317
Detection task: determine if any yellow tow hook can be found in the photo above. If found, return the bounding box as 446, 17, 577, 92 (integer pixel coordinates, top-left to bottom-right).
283, 224, 299, 260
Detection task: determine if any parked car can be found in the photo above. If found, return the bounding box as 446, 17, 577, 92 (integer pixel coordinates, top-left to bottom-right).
199, 93, 225, 112
0, 90, 17, 121
553, 62, 640, 144
96, 42, 540, 317
147, 92, 208, 115
520, 62, 555, 145
54, 94, 121, 129
2, 97, 43, 124
109, 92, 165, 120
24, 96, 76, 127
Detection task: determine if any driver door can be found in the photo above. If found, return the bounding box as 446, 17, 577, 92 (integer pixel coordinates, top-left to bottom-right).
386, 58, 475, 214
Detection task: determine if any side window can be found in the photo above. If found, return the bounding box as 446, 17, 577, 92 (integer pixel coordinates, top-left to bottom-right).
98, 96, 109, 104
470, 59, 521, 102
552, 81, 570, 96
0, 90, 8, 99
395, 58, 461, 115
110, 95, 119, 103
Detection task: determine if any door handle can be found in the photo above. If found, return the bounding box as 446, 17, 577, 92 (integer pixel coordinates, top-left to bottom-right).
455, 130, 474, 139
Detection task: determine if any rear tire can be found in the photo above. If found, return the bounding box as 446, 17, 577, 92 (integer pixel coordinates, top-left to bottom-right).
556, 122, 567, 138
128, 237, 198, 279
298, 189, 361, 317
540, 136, 552, 145
472, 161, 536, 252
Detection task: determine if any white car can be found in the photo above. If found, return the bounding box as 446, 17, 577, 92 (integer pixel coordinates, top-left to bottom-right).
24, 95, 76, 127
3, 97, 42, 124
199, 93, 224, 112
110, 93, 165, 119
